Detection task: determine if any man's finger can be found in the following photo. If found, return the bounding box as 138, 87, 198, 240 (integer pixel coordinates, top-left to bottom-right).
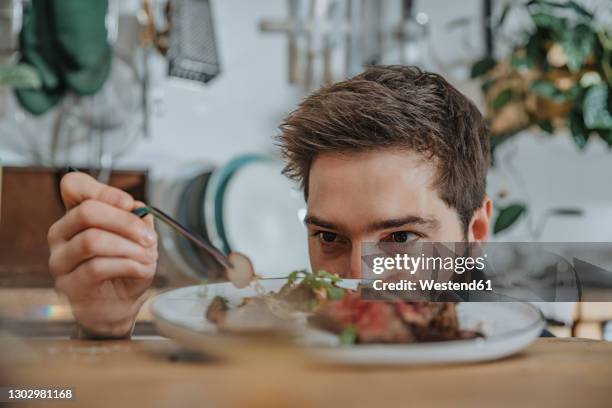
49, 229, 157, 277
60, 172, 134, 211
48, 199, 156, 246
70, 257, 155, 289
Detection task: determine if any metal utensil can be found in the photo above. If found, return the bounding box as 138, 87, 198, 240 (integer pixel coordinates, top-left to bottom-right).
133, 205, 256, 288
133, 205, 231, 269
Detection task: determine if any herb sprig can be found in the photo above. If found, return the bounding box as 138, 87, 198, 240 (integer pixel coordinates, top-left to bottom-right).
286, 270, 345, 300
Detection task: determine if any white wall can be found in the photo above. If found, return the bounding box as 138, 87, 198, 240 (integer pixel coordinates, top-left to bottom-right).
124, 0, 304, 168
1, 0, 611, 242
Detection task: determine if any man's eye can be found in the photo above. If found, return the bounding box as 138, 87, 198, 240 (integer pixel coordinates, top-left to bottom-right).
383, 231, 417, 243
319, 231, 338, 243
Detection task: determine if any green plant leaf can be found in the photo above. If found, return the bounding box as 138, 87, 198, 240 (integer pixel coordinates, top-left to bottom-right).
583, 84, 612, 129
531, 79, 559, 98
599, 30, 612, 51
565, 84, 583, 101
339, 325, 358, 345
572, 132, 589, 149
530, 79, 577, 102
327, 286, 345, 300
596, 129, 612, 147
492, 89, 514, 111
597, 32, 612, 86
528, 1, 593, 19
569, 110, 590, 149
494, 204, 527, 234
538, 119, 554, 133
580, 71, 602, 87
570, 129, 590, 148
526, 32, 548, 68
471, 57, 497, 78
559, 23, 595, 73
531, 12, 566, 31
287, 270, 307, 285
315, 270, 342, 283
511, 53, 534, 70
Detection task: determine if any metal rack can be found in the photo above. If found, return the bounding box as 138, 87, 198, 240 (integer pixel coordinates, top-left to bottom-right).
259, 0, 430, 91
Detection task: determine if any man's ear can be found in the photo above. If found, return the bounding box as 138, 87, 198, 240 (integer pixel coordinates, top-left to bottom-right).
468, 196, 493, 242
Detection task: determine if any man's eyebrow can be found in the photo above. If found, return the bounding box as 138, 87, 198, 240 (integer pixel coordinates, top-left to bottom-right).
303, 215, 340, 230
366, 216, 439, 232
303, 214, 439, 232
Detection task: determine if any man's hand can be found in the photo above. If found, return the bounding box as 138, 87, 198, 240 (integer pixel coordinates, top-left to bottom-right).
48, 172, 158, 338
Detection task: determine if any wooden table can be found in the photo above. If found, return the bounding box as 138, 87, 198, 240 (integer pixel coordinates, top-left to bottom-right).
1, 337, 611, 408
1, 289, 611, 407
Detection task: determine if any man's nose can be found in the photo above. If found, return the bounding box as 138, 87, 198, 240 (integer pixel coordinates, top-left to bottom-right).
349, 244, 362, 279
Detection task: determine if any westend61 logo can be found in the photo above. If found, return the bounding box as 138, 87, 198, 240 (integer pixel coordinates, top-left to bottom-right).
359, 242, 612, 302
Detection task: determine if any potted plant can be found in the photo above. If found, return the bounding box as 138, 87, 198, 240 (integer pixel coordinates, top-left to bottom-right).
471, 0, 611, 234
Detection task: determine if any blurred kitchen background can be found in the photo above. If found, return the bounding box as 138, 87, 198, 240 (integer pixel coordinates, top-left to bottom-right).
0, 0, 611, 339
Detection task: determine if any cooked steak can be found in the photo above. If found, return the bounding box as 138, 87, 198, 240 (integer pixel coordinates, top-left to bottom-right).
355, 301, 415, 343
310, 291, 481, 344
309, 291, 414, 343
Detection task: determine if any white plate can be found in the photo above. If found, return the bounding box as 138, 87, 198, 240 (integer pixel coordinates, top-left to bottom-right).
150, 279, 545, 365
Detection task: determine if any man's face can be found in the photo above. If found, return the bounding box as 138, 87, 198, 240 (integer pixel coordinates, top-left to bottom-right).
305, 150, 491, 278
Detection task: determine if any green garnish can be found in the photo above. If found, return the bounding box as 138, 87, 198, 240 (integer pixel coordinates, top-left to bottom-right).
286, 269, 307, 285
314, 270, 342, 283
286, 270, 344, 300
339, 325, 359, 345
326, 286, 345, 300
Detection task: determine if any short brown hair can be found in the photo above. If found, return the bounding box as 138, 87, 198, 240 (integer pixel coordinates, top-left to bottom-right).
277, 65, 490, 231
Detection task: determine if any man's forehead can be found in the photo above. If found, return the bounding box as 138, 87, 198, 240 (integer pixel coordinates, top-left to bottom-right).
308, 150, 439, 199
306, 150, 444, 233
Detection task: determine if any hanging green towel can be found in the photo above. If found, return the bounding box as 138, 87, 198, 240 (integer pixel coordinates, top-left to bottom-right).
53, 0, 112, 95
16, 0, 112, 115
15, 0, 63, 115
